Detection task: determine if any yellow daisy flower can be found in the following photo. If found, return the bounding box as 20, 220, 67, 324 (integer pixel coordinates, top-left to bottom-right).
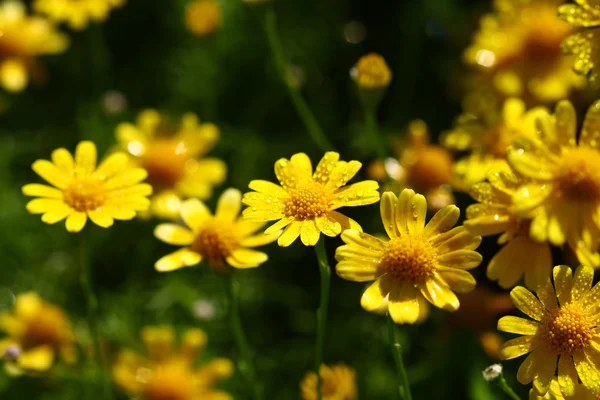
33, 0, 125, 30
185, 0, 222, 37
465, 0, 583, 103
442, 97, 550, 190
350, 53, 392, 90
0, 292, 76, 373
464, 167, 552, 290
154, 188, 278, 272
113, 326, 233, 400
0, 2, 69, 92
335, 189, 483, 324
559, 0, 600, 89
22, 140, 152, 233
242, 152, 380, 247
530, 377, 599, 399
300, 364, 357, 400
116, 109, 226, 220
507, 99, 600, 268
498, 265, 600, 396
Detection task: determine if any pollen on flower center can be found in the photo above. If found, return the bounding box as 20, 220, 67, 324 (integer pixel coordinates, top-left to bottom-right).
381, 236, 437, 283
63, 178, 106, 212
190, 221, 239, 264
557, 148, 600, 202
540, 302, 595, 355
284, 183, 331, 220
142, 139, 189, 189
22, 307, 67, 349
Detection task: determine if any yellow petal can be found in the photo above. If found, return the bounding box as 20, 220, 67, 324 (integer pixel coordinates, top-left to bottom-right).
74, 141, 97, 172
274, 153, 312, 189
264, 217, 294, 235
300, 220, 320, 246
335, 260, 379, 282
336, 230, 385, 264
547, 213, 566, 246
572, 349, 600, 392
32, 160, 70, 189
436, 250, 482, 270
240, 231, 279, 248
26, 198, 67, 214
327, 211, 362, 232
510, 286, 545, 321
579, 99, 600, 149
226, 249, 268, 268
420, 277, 459, 311
497, 316, 540, 335
323, 159, 362, 189
313, 152, 340, 185
51, 148, 75, 173
516, 344, 555, 386
95, 152, 128, 179
388, 283, 420, 325
0, 59, 27, 92
523, 241, 552, 293
331, 180, 380, 208
241, 192, 286, 221
396, 189, 427, 235
553, 100, 577, 147
380, 191, 399, 238
188, 158, 227, 185
41, 206, 73, 224
503, 97, 525, 125
532, 346, 558, 395
558, 355, 578, 398
18, 346, 55, 372
315, 214, 342, 237
513, 183, 553, 215
22, 184, 63, 199
180, 198, 211, 231
154, 224, 195, 245
277, 221, 302, 247
248, 180, 288, 197
434, 268, 476, 293
554, 265, 573, 306
423, 204, 460, 238
507, 137, 558, 181
536, 279, 558, 312
487, 237, 525, 289
361, 276, 391, 312
500, 335, 539, 360
530, 212, 548, 243
105, 168, 148, 189
155, 248, 202, 272
65, 212, 87, 232
215, 188, 242, 222
463, 215, 512, 237
88, 209, 114, 228
434, 226, 481, 253
572, 265, 594, 301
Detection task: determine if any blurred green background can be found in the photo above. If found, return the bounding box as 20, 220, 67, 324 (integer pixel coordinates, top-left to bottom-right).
0, 0, 530, 398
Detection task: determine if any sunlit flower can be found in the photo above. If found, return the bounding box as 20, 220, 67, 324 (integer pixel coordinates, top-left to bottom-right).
465, 0, 583, 103
154, 188, 278, 272
185, 0, 221, 37
0, 292, 76, 373
116, 109, 226, 220
507, 99, 600, 268
33, 0, 125, 30
113, 326, 233, 400
530, 377, 599, 399
498, 265, 600, 396
300, 364, 357, 400
23, 141, 152, 233
350, 53, 392, 90
0, 2, 68, 92
335, 189, 482, 324
242, 152, 380, 247
442, 97, 550, 190
559, 0, 600, 89
465, 167, 552, 290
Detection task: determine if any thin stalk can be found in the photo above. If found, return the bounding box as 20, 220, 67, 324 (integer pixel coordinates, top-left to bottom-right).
263, 9, 334, 153
228, 273, 261, 400
497, 374, 521, 400
79, 236, 112, 398
313, 238, 331, 400
365, 109, 386, 159
387, 314, 412, 400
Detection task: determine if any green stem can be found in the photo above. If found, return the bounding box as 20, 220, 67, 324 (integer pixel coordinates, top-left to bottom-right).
263, 9, 334, 153
79, 237, 112, 398
497, 374, 521, 400
387, 314, 412, 400
313, 238, 331, 400
227, 273, 261, 400
365, 109, 386, 160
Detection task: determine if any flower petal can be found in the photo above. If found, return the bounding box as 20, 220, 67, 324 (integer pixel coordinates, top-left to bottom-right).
95, 152, 128, 179
331, 181, 380, 208
181, 198, 212, 231
154, 224, 195, 245
240, 231, 279, 248
226, 249, 268, 269
26, 198, 67, 214
22, 184, 63, 199
573, 349, 600, 392
536, 279, 558, 312
500, 335, 539, 360
51, 148, 75, 173
507, 137, 558, 181
361, 276, 392, 312
32, 160, 70, 189
516, 343, 556, 387
513, 183, 553, 215
388, 283, 420, 325
105, 168, 148, 189
434, 268, 476, 293
248, 180, 288, 197
315, 214, 342, 237
434, 226, 481, 253
277, 221, 302, 247
420, 277, 459, 311
300, 220, 320, 246
558, 354, 578, 398
75, 141, 97, 173
264, 217, 294, 235
18, 346, 55, 371
423, 205, 460, 238
336, 230, 385, 264
65, 212, 87, 232
396, 189, 427, 235
312, 152, 340, 184
572, 265, 594, 302
155, 249, 202, 272
523, 241, 553, 293
324, 159, 362, 189
510, 286, 545, 321
327, 211, 362, 233
274, 153, 312, 188
335, 260, 379, 282
497, 316, 540, 335
436, 250, 482, 270
580, 99, 600, 149
380, 191, 399, 238
486, 237, 526, 289
87, 209, 114, 228
553, 265, 573, 306
216, 188, 242, 222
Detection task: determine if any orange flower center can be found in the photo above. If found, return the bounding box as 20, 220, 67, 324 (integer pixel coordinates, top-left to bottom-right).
284, 183, 331, 220
406, 146, 453, 189
190, 221, 239, 267
540, 302, 595, 355
557, 148, 600, 202
146, 363, 196, 400
22, 306, 69, 350
142, 139, 190, 190
63, 178, 106, 211
521, 7, 571, 69
381, 236, 437, 283
485, 124, 523, 159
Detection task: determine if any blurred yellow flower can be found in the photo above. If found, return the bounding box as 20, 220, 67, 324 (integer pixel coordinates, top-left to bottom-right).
23, 141, 152, 233
335, 189, 482, 324
0, 2, 69, 92
442, 97, 550, 190
507, 99, 600, 267
465, 167, 552, 290
498, 265, 600, 396
300, 364, 357, 400
350, 53, 392, 89
242, 152, 379, 247
559, 0, 600, 89
113, 326, 233, 400
0, 292, 76, 373
465, 0, 583, 102
154, 188, 278, 272
116, 109, 226, 219
33, 0, 125, 30
185, 0, 221, 37
530, 377, 599, 399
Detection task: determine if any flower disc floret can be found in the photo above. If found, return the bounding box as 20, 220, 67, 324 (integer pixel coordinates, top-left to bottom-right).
557, 148, 600, 202
540, 302, 595, 355
381, 236, 436, 283
63, 178, 107, 212
284, 183, 331, 220
190, 221, 239, 264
